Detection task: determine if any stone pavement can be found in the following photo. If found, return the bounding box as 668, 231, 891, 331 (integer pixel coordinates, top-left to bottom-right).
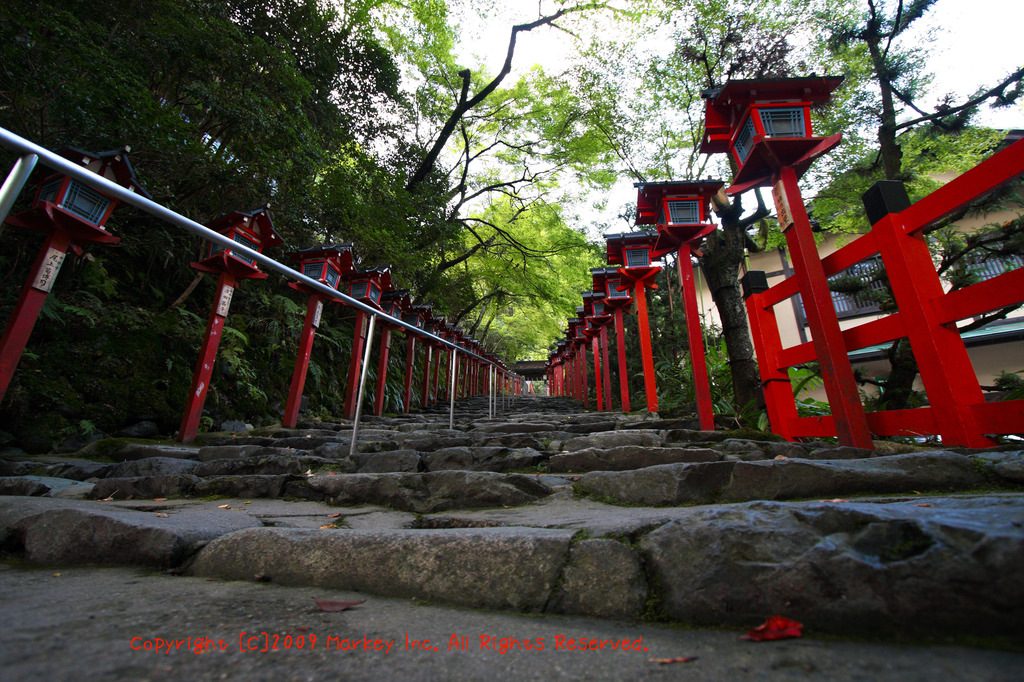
2, 395, 1024, 679
3, 565, 1023, 681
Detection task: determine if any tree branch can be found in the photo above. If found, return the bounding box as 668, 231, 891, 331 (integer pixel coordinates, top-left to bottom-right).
405, 4, 603, 191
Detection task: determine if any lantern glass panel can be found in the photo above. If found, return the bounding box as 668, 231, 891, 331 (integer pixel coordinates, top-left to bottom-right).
667, 200, 699, 225
734, 115, 757, 162
37, 178, 62, 205
351, 281, 369, 299
625, 248, 649, 267
230, 232, 259, 266
302, 262, 325, 280
64, 180, 111, 225
402, 312, 421, 327
593, 302, 605, 315
607, 281, 629, 299
369, 283, 382, 304
760, 107, 804, 137
324, 266, 340, 289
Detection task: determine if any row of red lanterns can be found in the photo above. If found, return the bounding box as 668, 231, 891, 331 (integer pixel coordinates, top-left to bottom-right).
547, 76, 846, 435
0, 147, 513, 443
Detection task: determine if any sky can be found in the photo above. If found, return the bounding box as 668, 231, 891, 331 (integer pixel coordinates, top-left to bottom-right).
451, 0, 1023, 238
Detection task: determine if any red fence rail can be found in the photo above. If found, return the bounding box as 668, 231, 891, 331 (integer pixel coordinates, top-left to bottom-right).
744, 137, 1024, 447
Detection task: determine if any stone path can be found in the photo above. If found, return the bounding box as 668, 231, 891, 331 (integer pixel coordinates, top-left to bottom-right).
3, 395, 1024, 677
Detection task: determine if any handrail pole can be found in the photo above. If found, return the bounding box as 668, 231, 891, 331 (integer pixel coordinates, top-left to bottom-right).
349, 313, 377, 457
0, 153, 38, 227
448, 349, 458, 430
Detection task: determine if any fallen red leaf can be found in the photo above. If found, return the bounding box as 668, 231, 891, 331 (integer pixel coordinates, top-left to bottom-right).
742, 616, 803, 641
650, 656, 698, 664
327, 512, 342, 518
152, 498, 167, 502
314, 599, 365, 612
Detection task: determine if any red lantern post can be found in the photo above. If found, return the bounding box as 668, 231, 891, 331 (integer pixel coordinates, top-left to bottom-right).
637, 180, 724, 429
372, 289, 410, 415
400, 304, 428, 412
605, 232, 662, 412
583, 291, 612, 411
701, 76, 872, 448
0, 148, 149, 402
592, 267, 633, 412
179, 207, 283, 442
341, 266, 392, 420
282, 244, 354, 427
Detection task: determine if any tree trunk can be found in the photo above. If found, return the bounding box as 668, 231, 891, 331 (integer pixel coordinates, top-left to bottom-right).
701, 228, 760, 409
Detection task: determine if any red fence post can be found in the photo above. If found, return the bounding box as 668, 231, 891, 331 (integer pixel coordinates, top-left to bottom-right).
863, 181, 996, 447
742, 271, 800, 439
774, 166, 872, 448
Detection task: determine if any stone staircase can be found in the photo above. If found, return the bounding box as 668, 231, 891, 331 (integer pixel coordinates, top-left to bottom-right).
2, 395, 1023, 640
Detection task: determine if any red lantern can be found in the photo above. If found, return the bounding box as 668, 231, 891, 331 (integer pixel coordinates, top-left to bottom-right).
0, 148, 149, 402
179, 207, 284, 442
700, 76, 844, 194
282, 243, 355, 428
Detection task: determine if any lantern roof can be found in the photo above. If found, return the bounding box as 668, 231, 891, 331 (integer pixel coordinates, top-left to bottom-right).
345, 265, 392, 288
290, 243, 355, 271
381, 288, 412, 310
701, 75, 844, 109
34, 147, 153, 200
207, 207, 284, 249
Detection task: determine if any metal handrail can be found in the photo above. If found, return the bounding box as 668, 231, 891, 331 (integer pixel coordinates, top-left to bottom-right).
0, 127, 523, 434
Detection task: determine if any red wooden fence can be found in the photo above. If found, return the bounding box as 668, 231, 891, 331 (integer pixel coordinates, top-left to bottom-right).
744, 137, 1024, 447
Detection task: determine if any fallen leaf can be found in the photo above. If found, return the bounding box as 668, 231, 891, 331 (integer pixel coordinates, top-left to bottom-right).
306, 434, 312, 438
916, 503, 933, 507
314, 599, 365, 612
912, 490, 922, 495
218, 504, 230, 509
327, 472, 337, 476
319, 524, 336, 529
100, 489, 119, 501
774, 455, 788, 460
52, 573, 61, 577
154, 512, 169, 518
305, 469, 314, 477
742, 616, 803, 641
245, 501, 252, 504
822, 499, 848, 503
327, 512, 342, 518
650, 656, 698, 664
152, 498, 167, 502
